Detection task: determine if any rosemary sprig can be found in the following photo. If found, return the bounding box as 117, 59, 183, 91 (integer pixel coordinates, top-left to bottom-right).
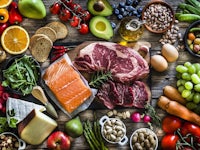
89, 71, 112, 89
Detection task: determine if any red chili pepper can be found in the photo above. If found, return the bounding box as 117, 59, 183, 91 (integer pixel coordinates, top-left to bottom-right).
0, 22, 9, 35
52, 46, 66, 49
51, 53, 65, 62
8, 2, 23, 24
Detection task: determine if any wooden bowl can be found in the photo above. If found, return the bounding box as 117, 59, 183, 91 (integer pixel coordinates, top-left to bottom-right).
141, 0, 175, 33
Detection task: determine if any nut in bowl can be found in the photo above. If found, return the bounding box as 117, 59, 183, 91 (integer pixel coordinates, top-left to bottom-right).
184, 20, 200, 57
99, 115, 128, 145
130, 128, 158, 150
142, 0, 175, 33
0, 132, 26, 150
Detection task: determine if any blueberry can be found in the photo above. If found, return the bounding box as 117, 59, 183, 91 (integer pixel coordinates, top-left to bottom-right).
119, 2, 125, 8
137, 7, 143, 13
114, 8, 120, 15
125, 6, 136, 12
126, 0, 133, 5
117, 14, 123, 20
132, 0, 139, 6
110, 22, 117, 29
122, 11, 129, 17
112, 4, 117, 9
133, 10, 138, 16
128, 12, 133, 16
119, 7, 125, 13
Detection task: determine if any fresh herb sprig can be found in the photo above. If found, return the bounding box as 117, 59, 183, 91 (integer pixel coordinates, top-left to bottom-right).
89, 71, 112, 89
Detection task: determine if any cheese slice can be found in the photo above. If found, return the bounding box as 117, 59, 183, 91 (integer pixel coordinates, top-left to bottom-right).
18, 109, 57, 145
6, 97, 46, 125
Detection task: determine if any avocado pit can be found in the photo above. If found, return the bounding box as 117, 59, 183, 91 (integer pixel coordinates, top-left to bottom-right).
93, 1, 105, 12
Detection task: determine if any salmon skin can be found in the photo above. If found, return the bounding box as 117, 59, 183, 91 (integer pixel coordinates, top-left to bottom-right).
43, 57, 91, 113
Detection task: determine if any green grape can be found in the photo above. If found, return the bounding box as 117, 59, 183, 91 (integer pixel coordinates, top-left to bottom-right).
182, 73, 191, 80
197, 70, 200, 77
184, 81, 193, 90
181, 89, 191, 98
193, 63, 200, 72
188, 65, 196, 74
194, 84, 200, 92
191, 74, 200, 84
180, 79, 187, 85
184, 62, 192, 68
176, 72, 182, 79
186, 102, 197, 110
177, 80, 182, 87
176, 65, 188, 73
178, 85, 185, 93
186, 92, 194, 101
193, 93, 200, 104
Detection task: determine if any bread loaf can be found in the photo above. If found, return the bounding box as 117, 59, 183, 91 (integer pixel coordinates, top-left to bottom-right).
18, 109, 57, 145
35, 27, 57, 42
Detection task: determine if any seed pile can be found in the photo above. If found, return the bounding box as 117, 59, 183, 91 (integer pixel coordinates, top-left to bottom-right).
0, 134, 19, 150
102, 118, 126, 143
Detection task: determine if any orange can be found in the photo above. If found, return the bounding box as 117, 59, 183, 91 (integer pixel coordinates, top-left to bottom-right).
0, 0, 12, 8
1, 25, 30, 54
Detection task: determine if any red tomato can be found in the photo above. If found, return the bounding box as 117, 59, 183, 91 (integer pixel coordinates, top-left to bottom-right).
70, 16, 79, 27
59, 8, 71, 22
181, 122, 200, 137
49, 2, 61, 15
161, 134, 179, 150
71, 3, 82, 13
79, 23, 89, 34
162, 115, 182, 133
81, 10, 91, 21
61, 0, 73, 7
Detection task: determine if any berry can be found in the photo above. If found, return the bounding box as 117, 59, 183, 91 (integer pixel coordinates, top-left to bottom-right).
119, 2, 125, 8
126, 0, 133, 6
117, 14, 123, 20
137, 7, 143, 13
114, 8, 120, 15
110, 22, 117, 29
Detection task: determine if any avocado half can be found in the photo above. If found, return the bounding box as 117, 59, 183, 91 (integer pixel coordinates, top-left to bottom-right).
87, 0, 113, 16
89, 16, 113, 40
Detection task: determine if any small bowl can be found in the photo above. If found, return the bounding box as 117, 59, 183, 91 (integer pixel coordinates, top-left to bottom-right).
141, 0, 175, 33
99, 115, 128, 145
183, 20, 200, 57
1, 54, 41, 95
130, 128, 158, 150
0, 132, 26, 150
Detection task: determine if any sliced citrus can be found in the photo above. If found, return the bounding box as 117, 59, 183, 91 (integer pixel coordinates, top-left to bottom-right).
1, 25, 30, 55
0, 0, 12, 8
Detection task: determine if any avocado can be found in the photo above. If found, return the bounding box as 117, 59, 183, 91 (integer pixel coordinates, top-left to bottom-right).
87, 0, 113, 16
89, 16, 113, 40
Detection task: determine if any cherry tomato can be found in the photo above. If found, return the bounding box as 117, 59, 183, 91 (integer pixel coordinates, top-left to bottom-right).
162, 115, 182, 133
161, 134, 179, 150
49, 2, 61, 15
59, 8, 71, 21
79, 23, 89, 34
181, 122, 200, 137
70, 16, 79, 27
81, 10, 91, 21
61, 0, 73, 7
71, 3, 82, 13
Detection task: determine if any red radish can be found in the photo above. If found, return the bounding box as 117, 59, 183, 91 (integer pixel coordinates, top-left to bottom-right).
131, 112, 141, 122
143, 115, 151, 123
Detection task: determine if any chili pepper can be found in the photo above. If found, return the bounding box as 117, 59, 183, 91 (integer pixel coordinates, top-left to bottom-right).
8, 2, 23, 24
0, 22, 9, 35
0, 9, 9, 23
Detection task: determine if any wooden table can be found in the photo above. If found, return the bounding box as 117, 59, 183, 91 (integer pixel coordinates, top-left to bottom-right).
3, 0, 199, 149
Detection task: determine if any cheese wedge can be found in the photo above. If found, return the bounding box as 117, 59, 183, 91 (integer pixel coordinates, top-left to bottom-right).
18, 109, 57, 145
6, 97, 46, 125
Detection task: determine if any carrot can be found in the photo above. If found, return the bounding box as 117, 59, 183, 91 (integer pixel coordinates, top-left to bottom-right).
157, 96, 200, 126
163, 85, 186, 105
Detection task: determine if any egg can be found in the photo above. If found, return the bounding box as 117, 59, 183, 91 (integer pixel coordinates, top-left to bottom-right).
151, 55, 168, 72
161, 43, 179, 62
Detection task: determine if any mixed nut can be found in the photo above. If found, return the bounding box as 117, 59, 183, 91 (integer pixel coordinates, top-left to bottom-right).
0, 133, 19, 150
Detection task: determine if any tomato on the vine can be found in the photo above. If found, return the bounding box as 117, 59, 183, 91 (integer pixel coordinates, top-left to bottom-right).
161, 134, 179, 150
71, 3, 82, 13
59, 8, 71, 22
49, 2, 61, 15
162, 115, 182, 133
79, 23, 89, 34
70, 16, 79, 27
61, 0, 73, 7
81, 10, 91, 21
181, 122, 200, 137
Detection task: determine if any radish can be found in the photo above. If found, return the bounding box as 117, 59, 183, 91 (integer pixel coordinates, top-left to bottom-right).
131, 112, 141, 122
143, 115, 151, 123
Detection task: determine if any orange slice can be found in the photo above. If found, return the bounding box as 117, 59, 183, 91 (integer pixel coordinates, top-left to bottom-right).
1, 25, 30, 55
0, 0, 12, 8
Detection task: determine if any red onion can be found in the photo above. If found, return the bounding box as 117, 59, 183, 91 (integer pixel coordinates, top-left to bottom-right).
131, 112, 141, 122
143, 115, 151, 123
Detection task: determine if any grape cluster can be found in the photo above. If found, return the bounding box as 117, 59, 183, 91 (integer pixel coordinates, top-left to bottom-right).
112, 0, 142, 20
176, 62, 200, 112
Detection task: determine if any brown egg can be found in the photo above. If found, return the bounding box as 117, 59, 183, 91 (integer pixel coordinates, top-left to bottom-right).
161, 43, 179, 62
151, 55, 168, 72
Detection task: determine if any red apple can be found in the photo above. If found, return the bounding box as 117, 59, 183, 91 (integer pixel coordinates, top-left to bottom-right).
47, 131, 70, 150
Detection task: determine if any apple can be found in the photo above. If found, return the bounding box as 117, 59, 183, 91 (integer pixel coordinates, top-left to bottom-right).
47, 131, 70, 150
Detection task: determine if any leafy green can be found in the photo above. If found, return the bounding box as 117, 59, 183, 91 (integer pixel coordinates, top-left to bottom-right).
0, 117, 9, 133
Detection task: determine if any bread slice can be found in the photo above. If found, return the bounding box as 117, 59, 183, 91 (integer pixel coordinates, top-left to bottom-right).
46, 21, 68, 40
29, 34, 48, 49
18, 109, 57, 145
30, 35, 53, 62
35, 27, 57, 42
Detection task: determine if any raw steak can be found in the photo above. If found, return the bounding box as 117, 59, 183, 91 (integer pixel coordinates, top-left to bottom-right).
97, 80, 151, 109
74, 42, 149, 83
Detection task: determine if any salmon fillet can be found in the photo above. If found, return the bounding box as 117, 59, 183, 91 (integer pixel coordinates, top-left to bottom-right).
43, 57, 91, 113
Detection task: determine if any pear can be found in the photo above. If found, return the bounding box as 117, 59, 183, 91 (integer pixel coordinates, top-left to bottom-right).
18, 0, 46, 19
64, 116, 83, 138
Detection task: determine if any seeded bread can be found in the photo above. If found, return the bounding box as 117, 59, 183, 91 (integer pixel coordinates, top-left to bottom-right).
35, 27, 57, 42
46, 21, 68, 39
30, 36, 53, 62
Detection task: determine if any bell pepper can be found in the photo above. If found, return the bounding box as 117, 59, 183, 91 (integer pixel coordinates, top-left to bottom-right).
0, 9, 9, 23
0, 22, 9, 35
8, 2, 23, 24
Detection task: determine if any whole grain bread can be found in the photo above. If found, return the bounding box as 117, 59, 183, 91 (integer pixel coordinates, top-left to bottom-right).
35, 27, 57, 42
46, 21, 68, 40
30, 36, 53, 62
29, 34, 48, 49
